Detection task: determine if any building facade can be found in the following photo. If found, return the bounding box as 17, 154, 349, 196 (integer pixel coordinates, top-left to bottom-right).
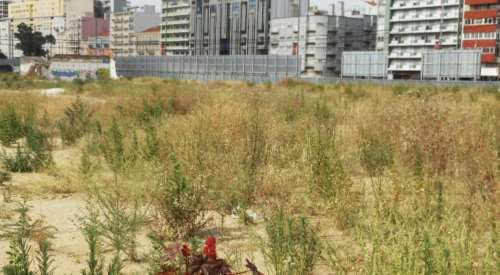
270, 0, 309, 19
87, 31, 112, 55
8, 0, 67, 57
111, 5, 161, 56
462, 0, 500, 78
270, 6, 377, 76
190, 0, 271, 56
136, 26, 161, 56
385, 0, 462, 79
376, 0, 387, 51
162, 0, 190, 56
0, 0, 10, 19
353, 1, 378, 16
67, 12, 110, 55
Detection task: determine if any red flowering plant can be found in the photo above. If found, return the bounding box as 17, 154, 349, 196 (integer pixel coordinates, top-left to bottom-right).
156, 237, 263, 275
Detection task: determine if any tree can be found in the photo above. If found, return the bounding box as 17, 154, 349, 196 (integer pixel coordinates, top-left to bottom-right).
0, 51, 7, 59
14, 23, 55, 57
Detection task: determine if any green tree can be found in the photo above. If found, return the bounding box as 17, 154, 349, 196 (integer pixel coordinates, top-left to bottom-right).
14, 23, 55, 57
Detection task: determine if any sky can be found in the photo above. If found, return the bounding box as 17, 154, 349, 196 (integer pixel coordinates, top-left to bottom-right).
129, 0, 357, 12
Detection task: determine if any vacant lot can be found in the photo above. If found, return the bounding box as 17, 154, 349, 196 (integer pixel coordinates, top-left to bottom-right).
1, 76, 500, 275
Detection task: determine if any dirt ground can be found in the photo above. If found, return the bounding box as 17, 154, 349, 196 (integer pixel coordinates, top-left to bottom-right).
0, 144, 272, 275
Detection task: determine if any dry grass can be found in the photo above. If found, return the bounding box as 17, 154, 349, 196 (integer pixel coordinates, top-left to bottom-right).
2, 78, 500, 274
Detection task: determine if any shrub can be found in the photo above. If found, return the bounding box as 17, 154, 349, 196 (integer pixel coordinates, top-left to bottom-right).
262, 208, 320, 275
152, 156, 208, 241
360, 137, 394, 177
1, 126, 53, 173
58, 96, 94, 145
0, 104, 23, 146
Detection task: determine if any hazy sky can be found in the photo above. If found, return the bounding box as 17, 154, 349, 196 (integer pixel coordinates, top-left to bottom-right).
130, 0, 357, 12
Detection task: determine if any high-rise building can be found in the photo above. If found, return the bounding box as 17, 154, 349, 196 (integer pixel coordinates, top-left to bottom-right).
162, 0, 191, 56
271, 0, 309, 19
462, 0, 499, 79
269, 5, 377, 76
191, 0, 271, 56
0, 0, 10, 19
385, 0, 462, 79
110, 5, 161, 56
8, 0, 67, 57
376, 0, 387, 51
97, 0, 129, 15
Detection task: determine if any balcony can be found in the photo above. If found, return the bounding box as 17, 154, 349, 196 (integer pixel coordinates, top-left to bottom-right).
391, 0, 460, 10
166, 19, 190, 25
166, 28, 189, 34
390, 13, 459, 22
388, 64, 421, 71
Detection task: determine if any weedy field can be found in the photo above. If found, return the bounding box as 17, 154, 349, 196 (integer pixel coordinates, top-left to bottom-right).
1, 74, 500, 275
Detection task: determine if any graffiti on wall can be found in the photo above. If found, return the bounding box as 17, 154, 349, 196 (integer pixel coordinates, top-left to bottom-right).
52, 69, 94, 79
51, 68, 110, 80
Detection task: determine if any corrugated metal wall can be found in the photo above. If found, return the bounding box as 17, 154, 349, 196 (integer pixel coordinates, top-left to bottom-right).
421, 49, 482, 79
115, 56, 301, 80
341, 52, 388, 78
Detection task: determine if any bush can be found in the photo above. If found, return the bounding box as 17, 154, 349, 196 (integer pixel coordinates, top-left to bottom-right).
0, 104, 23, 146
1, 126, 53, 173
262, 208, 320, 275
152, 156, 208, 241
58, 96, 94, 145
360, 137, 394, 177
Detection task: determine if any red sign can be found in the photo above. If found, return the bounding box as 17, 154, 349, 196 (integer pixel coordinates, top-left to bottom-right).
292, 45, 297, 55
161, 45, 166, 56
435, 41, 440, 50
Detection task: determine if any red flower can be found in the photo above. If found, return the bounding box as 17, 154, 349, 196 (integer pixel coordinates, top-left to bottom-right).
203, 237, 217, 261
181, 244, 191, 258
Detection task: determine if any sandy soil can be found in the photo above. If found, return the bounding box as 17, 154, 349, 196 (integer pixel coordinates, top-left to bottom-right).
0, 140, 269, 274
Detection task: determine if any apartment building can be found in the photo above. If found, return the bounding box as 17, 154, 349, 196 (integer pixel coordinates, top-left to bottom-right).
385, 0, 462, 79
0, 20, 22, 58
97, 0, 129, 15
269, 5, 377, 76
0, 0, 10, 19
162, 0, 190, 56
462, 0, 500, 78
270, 0, 309, 19
8, 0, 67, 57
190, 0, 271, 56
87, 31, 112, 55
67, 12, 110, 55
354, 1, 378, 16
136, 26, 161, 56
111, 5, 161, 56
377, 0, 387, 51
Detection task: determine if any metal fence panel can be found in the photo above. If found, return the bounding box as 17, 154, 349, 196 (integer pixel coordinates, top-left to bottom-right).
422, 49, 481, 79
115, 55, 301, 79
341, 52, 388, 78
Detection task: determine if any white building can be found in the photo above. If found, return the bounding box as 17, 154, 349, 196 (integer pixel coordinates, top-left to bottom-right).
353, 1, 378, 16
376, 0, 386, 51
271, 0, 309, 19
386, 0, 461, 79
269, 5, 377, 76
111, 5, 161, 56
162, 0, 190, 56
0, 21, 22, 58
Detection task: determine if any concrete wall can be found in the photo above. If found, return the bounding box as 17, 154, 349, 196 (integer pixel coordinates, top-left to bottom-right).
47, 55, 116, 81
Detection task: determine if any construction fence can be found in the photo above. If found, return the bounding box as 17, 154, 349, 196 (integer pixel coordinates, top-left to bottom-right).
115, 55, 301, 82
